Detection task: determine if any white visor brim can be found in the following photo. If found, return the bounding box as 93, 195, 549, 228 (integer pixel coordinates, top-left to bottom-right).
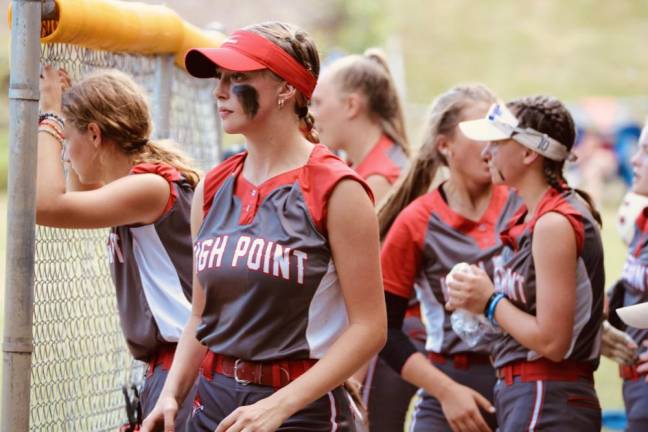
459, 118, 512, 142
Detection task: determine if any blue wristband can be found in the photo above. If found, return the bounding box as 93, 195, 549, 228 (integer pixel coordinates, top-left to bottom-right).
487, 293, 506, 324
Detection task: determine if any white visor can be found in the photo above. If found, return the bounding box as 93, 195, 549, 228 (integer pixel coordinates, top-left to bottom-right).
459, 103, 574, 162
617, 303, 648, 329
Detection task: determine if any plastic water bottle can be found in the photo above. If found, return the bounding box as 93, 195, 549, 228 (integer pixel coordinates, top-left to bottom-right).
447, 262, 492, 347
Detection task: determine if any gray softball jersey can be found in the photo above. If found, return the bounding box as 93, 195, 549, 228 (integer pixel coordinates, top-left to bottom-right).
381, 184, 522, 355
108, 163, 193, 361
194, 144, 372, 362
492, 187, 604, 369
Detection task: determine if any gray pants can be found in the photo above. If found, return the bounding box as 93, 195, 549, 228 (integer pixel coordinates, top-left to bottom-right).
623, 378, 648, 432
409, 361, 497, 432
188, 373, 357, 431
494, 377, 601, 432
141, 365, 197, 432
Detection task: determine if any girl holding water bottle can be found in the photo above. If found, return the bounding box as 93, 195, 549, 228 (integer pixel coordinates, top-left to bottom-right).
378, 85, 521, 432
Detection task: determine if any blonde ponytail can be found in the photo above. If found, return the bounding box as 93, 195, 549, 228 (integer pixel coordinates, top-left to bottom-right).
133, 139, 201, 188
377, 84, 497, 238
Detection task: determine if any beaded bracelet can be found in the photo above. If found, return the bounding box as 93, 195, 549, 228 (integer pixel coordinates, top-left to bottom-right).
39, 111, 65, 127
486, 292, 506, 325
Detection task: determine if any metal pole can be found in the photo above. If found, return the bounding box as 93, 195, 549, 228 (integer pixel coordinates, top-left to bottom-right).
2, 1, 41, 430
152, 55, 174, 139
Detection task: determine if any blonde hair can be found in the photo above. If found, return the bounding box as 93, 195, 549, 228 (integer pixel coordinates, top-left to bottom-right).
246, 22, 321, 144
328, 48, 409, 155
377, 84, 496, 238
61, 69, 200, 187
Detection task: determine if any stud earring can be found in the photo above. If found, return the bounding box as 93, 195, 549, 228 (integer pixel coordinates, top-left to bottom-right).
278, 99, 285, 109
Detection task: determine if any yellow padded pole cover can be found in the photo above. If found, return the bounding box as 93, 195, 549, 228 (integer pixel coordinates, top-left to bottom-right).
9, 0, 225, 69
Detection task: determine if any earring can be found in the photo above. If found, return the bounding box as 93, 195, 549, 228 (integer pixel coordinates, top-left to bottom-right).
278, 99, 285, 109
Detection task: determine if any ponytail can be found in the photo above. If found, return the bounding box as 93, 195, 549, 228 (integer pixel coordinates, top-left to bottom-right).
377, 151, 443, 239
134, 139, 201, 188
363, 48, 409, 155
377, 84, 497, 239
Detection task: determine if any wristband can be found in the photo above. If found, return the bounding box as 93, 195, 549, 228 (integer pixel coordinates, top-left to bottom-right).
483, 292, 498, 317
487, 293, 506, 325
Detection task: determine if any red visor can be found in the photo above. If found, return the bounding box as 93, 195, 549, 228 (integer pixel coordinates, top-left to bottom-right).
185, 30, 317, 99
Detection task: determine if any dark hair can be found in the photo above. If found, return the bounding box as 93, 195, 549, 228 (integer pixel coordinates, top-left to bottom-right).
246, 22, 321, 143
507, 95, 602, 225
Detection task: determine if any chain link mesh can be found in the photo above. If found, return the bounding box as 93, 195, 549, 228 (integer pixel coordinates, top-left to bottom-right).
32, 43, 220, 431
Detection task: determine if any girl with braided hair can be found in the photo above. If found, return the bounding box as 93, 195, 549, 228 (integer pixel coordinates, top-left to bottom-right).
447, 96, 604, 431
142, 21, 386, 431
36, 67, 200, 429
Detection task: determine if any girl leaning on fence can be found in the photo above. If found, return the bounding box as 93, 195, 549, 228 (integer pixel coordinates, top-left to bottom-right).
142, 21, 386, 432
36, 66, 200, 430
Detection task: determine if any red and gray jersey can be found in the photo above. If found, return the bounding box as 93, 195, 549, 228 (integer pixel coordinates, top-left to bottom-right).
354, 134, 408, 185
195, 144, 373, 362
492, 187, 604, 368
381, 184, 521, 355
619, 208, 648, 346
108, 163, 194, 361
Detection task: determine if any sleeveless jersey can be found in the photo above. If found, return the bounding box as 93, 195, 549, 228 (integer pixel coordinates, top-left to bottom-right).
381, 184, 521, 355
108, 163, 194, 361
618, 207, 648, 346
492, 187, 604, 368
194, 144, 373, 361
354, 134, 408, 185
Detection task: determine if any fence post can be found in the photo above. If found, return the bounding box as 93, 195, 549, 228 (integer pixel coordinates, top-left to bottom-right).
152, 55, 174, 139
2, 0, 41, 430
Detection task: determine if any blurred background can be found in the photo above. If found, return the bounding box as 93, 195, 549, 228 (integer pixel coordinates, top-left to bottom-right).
1, 0, 647, 429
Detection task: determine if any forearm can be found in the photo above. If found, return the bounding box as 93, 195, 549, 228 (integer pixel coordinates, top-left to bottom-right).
36, 131, 67, 223
494, 299, 571, 361
270, 321, 385, 415
401, 352, 456, 399
159, 315, 207, 404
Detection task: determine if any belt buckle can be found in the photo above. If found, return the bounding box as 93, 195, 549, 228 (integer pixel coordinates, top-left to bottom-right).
233, 359, 251, 385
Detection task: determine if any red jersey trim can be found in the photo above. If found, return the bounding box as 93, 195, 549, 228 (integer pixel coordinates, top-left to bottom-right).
501, 187, 586, 255
431, 184, 510, 249
203, 153, 247, 217
380, 193, 431, 298
353, 134, 404, 184
130, 162, 182, 217
201, 145, 374, 235
631, 207, 648, 256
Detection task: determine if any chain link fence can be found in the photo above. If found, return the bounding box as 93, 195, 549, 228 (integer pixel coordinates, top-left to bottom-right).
30, 43, 220, 431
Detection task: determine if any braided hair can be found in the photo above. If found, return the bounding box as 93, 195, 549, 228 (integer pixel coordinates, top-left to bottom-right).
507, 96, 602, 225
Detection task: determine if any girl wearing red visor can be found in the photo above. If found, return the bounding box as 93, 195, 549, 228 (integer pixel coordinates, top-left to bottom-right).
142, 22, 386, 432
447, 97, 604, 431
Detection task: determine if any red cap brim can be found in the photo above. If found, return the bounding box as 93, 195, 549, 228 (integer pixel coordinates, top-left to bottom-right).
185, 48, 266, 78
